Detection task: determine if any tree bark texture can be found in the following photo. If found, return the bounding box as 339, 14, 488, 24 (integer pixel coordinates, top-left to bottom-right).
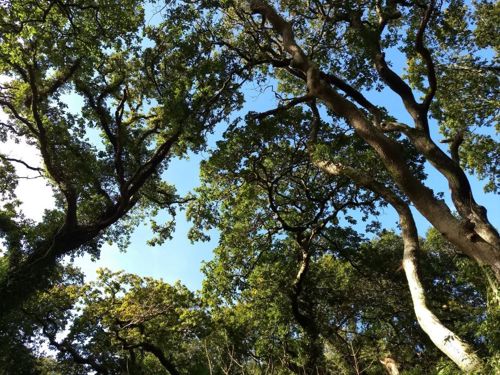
399, 209, 483, 373
247, 0, 500, 281
315, 160, 483, 372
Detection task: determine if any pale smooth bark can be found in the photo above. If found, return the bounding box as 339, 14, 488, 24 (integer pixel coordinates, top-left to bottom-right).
402, 229, 483, 373
315, 160, 483, 372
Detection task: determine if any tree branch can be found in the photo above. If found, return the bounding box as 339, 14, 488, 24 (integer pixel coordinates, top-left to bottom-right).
139, 342, 180, 375
0, 155, 43, 173
250, 95, 313, 120
41, 58, 82, 99
319, 72, 384, 124
415, 0, 437, 115
315, 160, 483, 372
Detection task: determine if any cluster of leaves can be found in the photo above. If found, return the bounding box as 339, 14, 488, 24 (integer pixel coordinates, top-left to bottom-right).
3, 267, 210, 375
0, 0, 499, 374
5, 229, 495, 374
0, 0, 245, 310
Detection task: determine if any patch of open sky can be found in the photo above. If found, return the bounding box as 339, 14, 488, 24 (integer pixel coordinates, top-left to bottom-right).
145, 0, 170, 27
72, 2, 498, 289
359, 47, 499, 232
73, 68, 288, 288
0, 86, 55, 223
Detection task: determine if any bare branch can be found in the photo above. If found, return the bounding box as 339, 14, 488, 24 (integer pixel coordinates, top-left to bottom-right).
41, 58, 82, 98
415, 0, 437, 115
319, 72, 384, 124
0, 154, 43, 173
0, 99, 40, 136
250, 95, 313, 120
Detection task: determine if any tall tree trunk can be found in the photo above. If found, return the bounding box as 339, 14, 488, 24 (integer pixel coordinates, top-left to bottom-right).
314, 161, 483, 372
399, 211, 483, 372
247, 0, 500, 281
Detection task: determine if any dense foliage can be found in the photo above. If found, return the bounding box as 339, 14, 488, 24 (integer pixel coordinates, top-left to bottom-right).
0, 0, 498, 373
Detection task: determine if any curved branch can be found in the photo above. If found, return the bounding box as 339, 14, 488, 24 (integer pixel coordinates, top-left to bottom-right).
0, 155, 43, 173
26, 64, 78, 228
40, 324, 109, 375
41, 58, 82, 99
355, 4, 497, 247
415, 1, 437, 113
250, 95, 313, 120
319, 72, 384, 124
315, 161, 483, 372
0, 99, 39, 136
248, 0, 500, 280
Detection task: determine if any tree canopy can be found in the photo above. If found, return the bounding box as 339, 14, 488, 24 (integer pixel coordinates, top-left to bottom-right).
0, 0, 498, 373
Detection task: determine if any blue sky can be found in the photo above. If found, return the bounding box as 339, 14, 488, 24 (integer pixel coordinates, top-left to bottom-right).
72, 83, 284, 289
3, 60, 497, 291
70, 5, 499, 287
71, 74, 499, 291
3, 2, 497, 291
